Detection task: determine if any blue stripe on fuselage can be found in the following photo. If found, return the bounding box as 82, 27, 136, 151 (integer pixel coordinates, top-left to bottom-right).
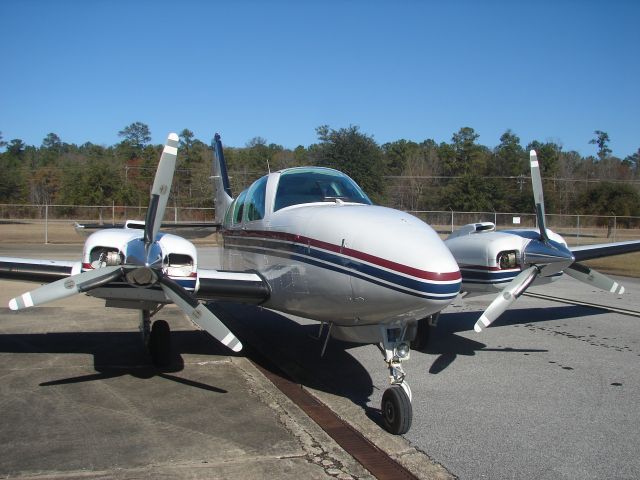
460, 267, 563, 285
460, 268, 519, 284
224, 237, 460, 300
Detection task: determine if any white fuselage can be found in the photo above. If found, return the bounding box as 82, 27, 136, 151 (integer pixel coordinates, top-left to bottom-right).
218, 168, 461, 337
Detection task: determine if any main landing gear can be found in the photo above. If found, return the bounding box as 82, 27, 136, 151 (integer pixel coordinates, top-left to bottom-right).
410, 312, 439, 351
140, 309, 172, 367
379, 325, 412, 434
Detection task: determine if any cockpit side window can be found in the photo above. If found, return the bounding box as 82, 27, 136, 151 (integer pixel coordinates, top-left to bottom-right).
233, 190, 247, 225
274, 168, 371, 211
244, 176, 268, 222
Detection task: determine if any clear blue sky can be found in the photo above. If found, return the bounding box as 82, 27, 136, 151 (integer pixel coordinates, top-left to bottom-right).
1, 0, 639, 158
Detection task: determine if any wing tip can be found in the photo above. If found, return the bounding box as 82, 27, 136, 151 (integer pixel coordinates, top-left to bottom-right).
8, 298, 18, 310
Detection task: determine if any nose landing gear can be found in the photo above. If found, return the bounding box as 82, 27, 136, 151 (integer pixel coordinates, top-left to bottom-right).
379, 326, 413, 434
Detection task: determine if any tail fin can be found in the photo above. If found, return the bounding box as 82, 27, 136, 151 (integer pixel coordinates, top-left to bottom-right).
211, 133, 233, 224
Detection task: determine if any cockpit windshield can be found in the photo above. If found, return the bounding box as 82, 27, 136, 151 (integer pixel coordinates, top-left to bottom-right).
274, 167, 372, 211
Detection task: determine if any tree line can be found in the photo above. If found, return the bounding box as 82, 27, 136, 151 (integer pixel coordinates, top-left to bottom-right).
1, 123, 639, 218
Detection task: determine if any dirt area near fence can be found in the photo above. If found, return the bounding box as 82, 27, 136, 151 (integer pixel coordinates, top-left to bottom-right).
0, 222, 80, 244
581, 254, 640, 278
0, 222, 219, 245
1, 221, 638, 277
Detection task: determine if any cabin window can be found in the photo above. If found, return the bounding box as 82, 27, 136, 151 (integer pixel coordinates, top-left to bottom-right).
223, 201, 234, 228
244, 175, 268, 222
274, 168, 371, 211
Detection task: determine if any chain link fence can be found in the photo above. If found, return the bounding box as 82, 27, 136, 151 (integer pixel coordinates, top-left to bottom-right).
1, 204, 639, 245
407, 210, 640, 246
0, 204, 216, 244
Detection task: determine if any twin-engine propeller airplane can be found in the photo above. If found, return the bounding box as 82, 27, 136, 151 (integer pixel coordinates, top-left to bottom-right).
445, 150, 640, 333
1, 132, 462, 435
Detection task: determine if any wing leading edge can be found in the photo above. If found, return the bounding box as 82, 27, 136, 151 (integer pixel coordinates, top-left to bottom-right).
571, 240, 640, 262
0, 257, 78, 283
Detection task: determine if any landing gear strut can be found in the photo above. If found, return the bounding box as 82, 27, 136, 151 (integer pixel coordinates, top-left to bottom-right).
379, 325, 412, 434
140, 309, 172, 367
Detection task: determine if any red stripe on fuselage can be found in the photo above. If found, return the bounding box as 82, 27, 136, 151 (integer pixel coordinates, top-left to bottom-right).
223, 229, 461, 282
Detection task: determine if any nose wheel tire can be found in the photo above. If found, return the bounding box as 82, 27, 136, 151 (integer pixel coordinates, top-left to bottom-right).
149, 319, 171, 367
381, 385, 412, 435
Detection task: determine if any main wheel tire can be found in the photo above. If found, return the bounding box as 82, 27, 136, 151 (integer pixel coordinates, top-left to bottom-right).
149, 319, 171, 367
381, 385, 412, 435
410, 316, 430, 351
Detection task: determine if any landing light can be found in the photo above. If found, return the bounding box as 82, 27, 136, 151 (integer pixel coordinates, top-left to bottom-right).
396, 342, 410, 360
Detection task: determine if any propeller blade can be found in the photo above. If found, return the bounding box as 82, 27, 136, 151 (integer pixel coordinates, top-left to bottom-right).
565, 262, 625, 294
529, 150, 549, 243
144, 133, 179, 247
158, 276, 242, 352
8, 266, 123, 310
474, 266, 539, 332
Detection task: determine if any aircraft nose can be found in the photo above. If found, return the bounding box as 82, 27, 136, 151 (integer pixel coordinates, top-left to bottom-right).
344, 207, 461, 320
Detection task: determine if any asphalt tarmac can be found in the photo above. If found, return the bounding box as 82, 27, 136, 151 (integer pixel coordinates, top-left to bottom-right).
196, 245, 640, 480
1, 244, 639, 479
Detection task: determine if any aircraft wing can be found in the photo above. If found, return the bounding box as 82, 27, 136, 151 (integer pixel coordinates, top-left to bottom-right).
0, 256, 270, 305
0, 257, 77, 283
74, 222, 220, 239
571, 240, 640, 262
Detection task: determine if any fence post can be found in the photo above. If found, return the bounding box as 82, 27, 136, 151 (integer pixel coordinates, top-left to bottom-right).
112, 201, 115, 225
174, 206, 178, 224
44, 203, 49, 244
614, 215, 617, 242
577, 215, 580, 246
450, 208, 454, 233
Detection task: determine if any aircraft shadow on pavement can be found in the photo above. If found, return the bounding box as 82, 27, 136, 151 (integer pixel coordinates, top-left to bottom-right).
422, 304, 602, 374
211, 302, 605, 422
0, 302, 604, 430
0, 328, 231, 393
212, 302, 379, 418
